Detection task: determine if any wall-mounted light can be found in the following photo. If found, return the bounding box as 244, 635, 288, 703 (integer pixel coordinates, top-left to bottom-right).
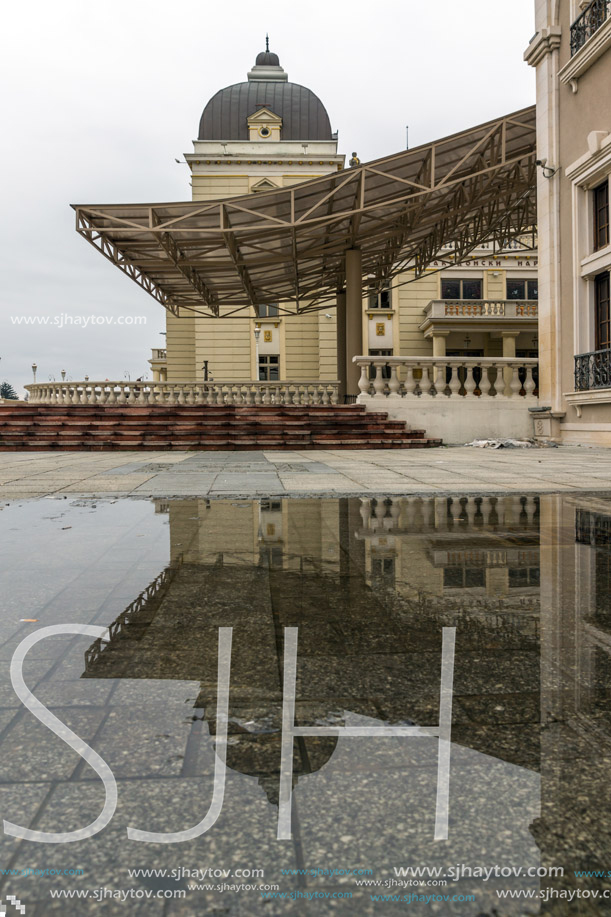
535, 158, 558, 179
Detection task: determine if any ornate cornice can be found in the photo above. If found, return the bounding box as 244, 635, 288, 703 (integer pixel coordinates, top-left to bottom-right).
524, 26, 562, 67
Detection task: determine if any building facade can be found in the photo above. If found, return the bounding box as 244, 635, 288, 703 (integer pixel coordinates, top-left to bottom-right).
153, 47, 539, 394
525, 0, 611, 444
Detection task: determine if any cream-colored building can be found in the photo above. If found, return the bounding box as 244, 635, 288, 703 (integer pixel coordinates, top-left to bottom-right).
525, 0, 611, 444
152, 46, 539, 393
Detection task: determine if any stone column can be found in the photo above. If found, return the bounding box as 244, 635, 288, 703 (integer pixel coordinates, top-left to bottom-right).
336, 290, 347, 403
432, 332, 449, 356
345, 248, 363, 397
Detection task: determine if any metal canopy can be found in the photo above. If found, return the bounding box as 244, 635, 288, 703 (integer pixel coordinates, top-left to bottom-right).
73, 105, 537, 319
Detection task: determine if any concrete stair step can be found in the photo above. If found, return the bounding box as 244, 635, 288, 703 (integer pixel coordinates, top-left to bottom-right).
0, 404, 442, 450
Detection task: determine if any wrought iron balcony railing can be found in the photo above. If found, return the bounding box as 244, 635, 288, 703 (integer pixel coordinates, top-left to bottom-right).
574, 347, 611, 390
571, 0, 610, 55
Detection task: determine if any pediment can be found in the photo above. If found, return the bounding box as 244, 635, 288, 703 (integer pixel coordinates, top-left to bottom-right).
247, 108, 283, 126
251, 178, 279, 192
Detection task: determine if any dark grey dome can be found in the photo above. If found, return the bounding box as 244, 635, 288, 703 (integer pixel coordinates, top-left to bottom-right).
256, 50, 280, 66
198, 49, 333, 141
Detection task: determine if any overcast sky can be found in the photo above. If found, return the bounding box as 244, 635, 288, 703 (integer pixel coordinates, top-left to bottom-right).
0, 0, 536, 395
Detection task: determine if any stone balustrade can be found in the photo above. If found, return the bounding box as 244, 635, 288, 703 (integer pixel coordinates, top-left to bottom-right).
353, 356, 539, 442
357, 495, 540, 534
354, 356, 538, 399
25, 380, 340, 407
423, 299, 538, 319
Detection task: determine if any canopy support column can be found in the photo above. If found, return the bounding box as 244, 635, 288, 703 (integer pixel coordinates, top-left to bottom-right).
336, 290, 347, 403
345, 248, 363, 398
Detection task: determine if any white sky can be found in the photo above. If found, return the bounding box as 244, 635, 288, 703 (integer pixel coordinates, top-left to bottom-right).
0, 0, 535, 395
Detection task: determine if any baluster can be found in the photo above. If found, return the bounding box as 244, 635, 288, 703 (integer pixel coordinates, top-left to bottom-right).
524, 365, 536, 396
480, 497, 493, 526
464, 365, 477, 396
331, 384, 339, 405
405, 363, 417, 396
118, 385, 127, 405
358, 362, 370, 396
373, 363, 385, 396
479, 364, 492, 397
388, 364, 400, 398
403, 497, 417, 531
389, 499, 401, 531
359, 498, 372, 531
434, 497, 447, 530
448, 361, 461, 397
525, 496, 537, 525
432, 362, 444, 396
413, 497, 426, 530
509, 363, 522, 398
420, 366, 433, 395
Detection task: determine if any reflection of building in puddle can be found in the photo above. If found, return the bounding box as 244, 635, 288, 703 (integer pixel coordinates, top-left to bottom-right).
357, 496, 540, 643
534, 495, 611, 869
84, 496, 542, 805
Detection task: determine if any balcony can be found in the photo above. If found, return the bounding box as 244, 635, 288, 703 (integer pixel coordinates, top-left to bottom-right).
571, 0, 610, 55
575, 348, 611, 390
420, 299, 538, 336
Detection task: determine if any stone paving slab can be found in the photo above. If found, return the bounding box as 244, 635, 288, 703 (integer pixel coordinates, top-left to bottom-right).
0, 446, 610, 498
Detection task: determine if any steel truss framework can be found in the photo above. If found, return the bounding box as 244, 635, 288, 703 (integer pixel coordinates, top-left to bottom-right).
73, 106, 537, 319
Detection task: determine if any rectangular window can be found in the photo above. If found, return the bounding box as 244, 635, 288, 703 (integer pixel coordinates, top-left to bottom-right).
594, 180, 609, 251
443, 567, 485, 589
258, 303, 279, 317
258, 355, 280, 381
508, 567, 540, 588
441, 278, 482, 299
368, 286, 391, 308
596, 272, 611, 351
507, 279, 538, 300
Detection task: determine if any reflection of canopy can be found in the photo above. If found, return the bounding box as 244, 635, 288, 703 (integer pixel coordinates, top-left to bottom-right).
73, 106, 536, 318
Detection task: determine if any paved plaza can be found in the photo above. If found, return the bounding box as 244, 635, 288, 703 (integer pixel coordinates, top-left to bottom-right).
0, 445, 610, 498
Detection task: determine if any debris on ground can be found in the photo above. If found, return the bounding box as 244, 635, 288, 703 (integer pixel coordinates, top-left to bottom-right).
465, 438, 559, 449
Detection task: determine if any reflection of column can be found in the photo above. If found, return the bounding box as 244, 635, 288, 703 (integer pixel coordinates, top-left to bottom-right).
345, 249, 363, 397
336, 290, 347, 403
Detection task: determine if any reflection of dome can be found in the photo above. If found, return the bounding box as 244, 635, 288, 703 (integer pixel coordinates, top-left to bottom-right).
198, 46, 333, 142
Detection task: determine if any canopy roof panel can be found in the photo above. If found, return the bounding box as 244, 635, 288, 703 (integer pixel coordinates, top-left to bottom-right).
73, 105, 537, 318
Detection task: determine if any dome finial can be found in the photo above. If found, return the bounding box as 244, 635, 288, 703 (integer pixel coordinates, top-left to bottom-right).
266, 33, 269, 52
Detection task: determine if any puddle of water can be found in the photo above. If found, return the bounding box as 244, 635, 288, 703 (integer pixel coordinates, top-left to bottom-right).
0, 493, 609, 914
